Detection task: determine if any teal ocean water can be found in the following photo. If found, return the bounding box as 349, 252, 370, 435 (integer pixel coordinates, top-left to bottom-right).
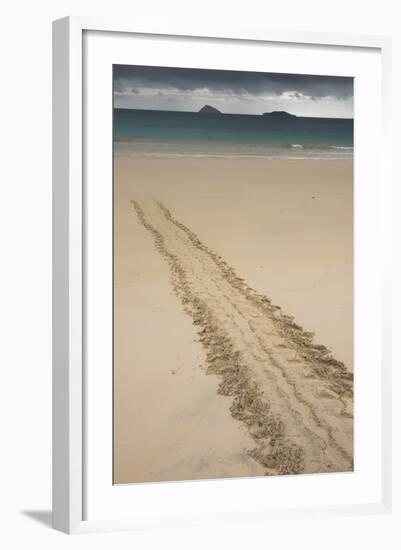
114, 108, 353, 160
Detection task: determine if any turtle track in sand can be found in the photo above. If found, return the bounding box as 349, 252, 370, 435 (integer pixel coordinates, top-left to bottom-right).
130, 198, 353, 476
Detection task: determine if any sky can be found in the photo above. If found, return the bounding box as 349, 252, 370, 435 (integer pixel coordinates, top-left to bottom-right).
113, 65, 353, 119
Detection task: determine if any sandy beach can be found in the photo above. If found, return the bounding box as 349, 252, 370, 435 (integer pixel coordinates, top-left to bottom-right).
113, 157, 353, 483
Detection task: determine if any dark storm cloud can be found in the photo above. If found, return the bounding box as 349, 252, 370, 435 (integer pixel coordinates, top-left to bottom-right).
113, 65, 353, 100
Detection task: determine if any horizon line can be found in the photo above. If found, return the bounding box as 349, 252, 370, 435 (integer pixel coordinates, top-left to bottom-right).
113, 106, 354, 120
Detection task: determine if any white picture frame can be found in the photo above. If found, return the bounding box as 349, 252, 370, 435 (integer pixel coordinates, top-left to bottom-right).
52, 16, 392, 534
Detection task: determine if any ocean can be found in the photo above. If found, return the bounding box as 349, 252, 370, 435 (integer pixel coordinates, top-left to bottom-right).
114, 108, 353, 160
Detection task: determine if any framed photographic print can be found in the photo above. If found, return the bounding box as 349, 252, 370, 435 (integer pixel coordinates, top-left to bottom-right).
52, 17, 392, 533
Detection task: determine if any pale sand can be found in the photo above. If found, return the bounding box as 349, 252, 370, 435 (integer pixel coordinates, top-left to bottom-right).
114, 158, 353, 484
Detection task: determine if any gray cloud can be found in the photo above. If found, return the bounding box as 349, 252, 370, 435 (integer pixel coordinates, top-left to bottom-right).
113, 65, 353, 118
113, 65, 353, 101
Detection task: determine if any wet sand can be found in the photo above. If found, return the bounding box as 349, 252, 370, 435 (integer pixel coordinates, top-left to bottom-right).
113, 158, 353, 484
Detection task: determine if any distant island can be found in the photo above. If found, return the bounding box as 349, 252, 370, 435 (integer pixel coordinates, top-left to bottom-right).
198, 105, 222, 114
116, 107, 353, 121
262, 111, 297, 119
198, 106, 300, 119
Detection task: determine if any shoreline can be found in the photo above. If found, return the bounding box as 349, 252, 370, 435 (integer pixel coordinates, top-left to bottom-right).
114, 141, 354, 161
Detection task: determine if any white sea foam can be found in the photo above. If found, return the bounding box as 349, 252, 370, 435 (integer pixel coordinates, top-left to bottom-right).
114, 141, 353, 161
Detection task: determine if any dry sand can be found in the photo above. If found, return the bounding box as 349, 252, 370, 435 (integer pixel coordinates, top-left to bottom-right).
113, 158, 353, 483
